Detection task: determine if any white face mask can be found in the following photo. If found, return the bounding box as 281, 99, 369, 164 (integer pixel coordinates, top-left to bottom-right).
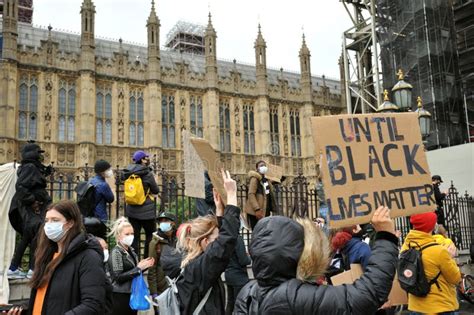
258, 166, 268, 175
121, 235, 134, 247
103, 249, 109, 262
105, 169, 114, 178
44, 222, 67, 242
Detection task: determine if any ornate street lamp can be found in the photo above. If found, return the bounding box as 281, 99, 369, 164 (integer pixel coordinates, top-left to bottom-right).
391, 69, 413, 111
414, 96, 431, 140
376, 89, 398, 112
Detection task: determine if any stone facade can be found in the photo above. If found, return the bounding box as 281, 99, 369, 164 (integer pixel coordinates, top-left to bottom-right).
0, 0, 345, 180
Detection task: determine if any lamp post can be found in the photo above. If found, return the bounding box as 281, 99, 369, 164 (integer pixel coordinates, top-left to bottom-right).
415, 96, 432, 144
391, 69, 413, 111
376, 89, 398, 112
375, 70, 432, 148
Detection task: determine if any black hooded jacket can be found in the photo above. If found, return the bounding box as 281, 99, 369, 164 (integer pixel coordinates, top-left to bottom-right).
122, 164, 160, 220
234, 216, 399, 315
176, 205, 240, 315
9, 144, 52, 234
28, 233, 107, 315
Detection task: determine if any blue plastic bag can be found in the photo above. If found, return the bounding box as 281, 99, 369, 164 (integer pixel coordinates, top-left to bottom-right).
129, 272, 150, 311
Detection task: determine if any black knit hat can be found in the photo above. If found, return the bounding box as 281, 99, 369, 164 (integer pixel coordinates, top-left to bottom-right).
94, 159, 111, 174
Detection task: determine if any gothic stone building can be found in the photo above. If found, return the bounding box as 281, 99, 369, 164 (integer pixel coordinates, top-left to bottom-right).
0, 0, 345, 180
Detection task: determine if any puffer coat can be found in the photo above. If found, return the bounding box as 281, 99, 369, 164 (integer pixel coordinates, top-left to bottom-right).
28, 233, 107, 315
234, 216, 399, 315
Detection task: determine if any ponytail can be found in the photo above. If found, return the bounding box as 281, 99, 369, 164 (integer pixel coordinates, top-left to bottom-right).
295, 217, 330, 281
109, 216, 132, 241
177, 215, 218, 268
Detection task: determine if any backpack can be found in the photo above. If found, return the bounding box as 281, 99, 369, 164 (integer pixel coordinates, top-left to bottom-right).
124, 174, 148, 205
398, 242, 441, 297
75, 181, 96, 217
325, 250, 350, 284
148, 274, 212, 315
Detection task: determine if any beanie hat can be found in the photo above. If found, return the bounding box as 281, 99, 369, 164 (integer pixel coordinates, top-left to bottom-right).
94, 159, 111, 174
410, 212, 437, 233
331, 231, 353, 251
133, 150, 149, 163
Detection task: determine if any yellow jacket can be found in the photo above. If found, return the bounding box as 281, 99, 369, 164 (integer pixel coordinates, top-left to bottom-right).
401, 230, 461, 314
433, 234, 455, 248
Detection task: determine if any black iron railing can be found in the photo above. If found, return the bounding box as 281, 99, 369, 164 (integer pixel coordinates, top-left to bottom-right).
44, 161, 473, 254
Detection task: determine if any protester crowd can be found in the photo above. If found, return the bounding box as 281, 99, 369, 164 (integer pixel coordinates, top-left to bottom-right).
4, 144, 467, 315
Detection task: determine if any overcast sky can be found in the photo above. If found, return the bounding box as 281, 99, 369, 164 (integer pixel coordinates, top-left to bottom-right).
33, 0, 351, 78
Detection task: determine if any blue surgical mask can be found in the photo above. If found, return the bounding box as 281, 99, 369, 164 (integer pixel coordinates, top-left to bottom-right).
44, 222, 67, 242
159, 222, 172, 233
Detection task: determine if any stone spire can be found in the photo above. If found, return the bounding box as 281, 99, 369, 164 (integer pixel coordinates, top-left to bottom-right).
80, 0, 96, 71
254, 24, 267, 95
299, 33, 312, 102
147, 0, 161, 81
205, 12, 218, 88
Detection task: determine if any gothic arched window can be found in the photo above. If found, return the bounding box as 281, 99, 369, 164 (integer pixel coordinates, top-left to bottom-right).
243, 103, 255, 154
129, 89, 144, 146
58, 80, 76, 142
190, 95, 203, 137
219, 100, 231, 152
270, 106, 280, 155
96, 86, 112, 145
18, 74, 38, 140
290, 109, 301, 157
162, 93, 176, 148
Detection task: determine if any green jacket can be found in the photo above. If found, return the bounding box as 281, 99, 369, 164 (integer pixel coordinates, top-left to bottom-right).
147, 231, 169, 296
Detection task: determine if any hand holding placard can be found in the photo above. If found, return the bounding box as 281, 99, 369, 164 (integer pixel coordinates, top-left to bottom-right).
190, 138, 227, 205
371, 206, 396, 235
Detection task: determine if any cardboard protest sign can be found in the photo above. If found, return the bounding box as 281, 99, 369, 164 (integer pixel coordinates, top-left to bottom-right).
330, 264, 364, 286
190, 138, 227, 204
265, 163, 284, 183
311, 113, 434, 228
388, 274, 408, 306
183, 131, 205, 198
331, 265, 407, 306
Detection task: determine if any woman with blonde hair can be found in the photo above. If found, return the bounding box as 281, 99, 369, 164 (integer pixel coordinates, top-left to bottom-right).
27, 200, 107, 314
175, 169, 240, 314
108, 217, 155, 315
235, 206, 400, 314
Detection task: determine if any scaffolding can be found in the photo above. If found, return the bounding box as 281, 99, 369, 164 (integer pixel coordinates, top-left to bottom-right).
341, 0, 383, 114
453, 0, 474, 142
165, 21, 205, 55
377, 0, 468, 148
0, 0, 33, 23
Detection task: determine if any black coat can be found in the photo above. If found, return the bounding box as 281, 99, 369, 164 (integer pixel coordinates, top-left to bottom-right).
433, 183, 446, 209
176, 205, 240, 315
122, 164, 160, 220
28, 233, 107, 315
225, 235, 250, 287
108, 244, 141, 294
9, 154, 52, 234
234, 216, 399, 315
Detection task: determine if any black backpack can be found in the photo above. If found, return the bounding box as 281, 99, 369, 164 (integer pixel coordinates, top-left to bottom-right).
398, 242, 441, 297
75, 181, 96, 217
325, 250, 350, 284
